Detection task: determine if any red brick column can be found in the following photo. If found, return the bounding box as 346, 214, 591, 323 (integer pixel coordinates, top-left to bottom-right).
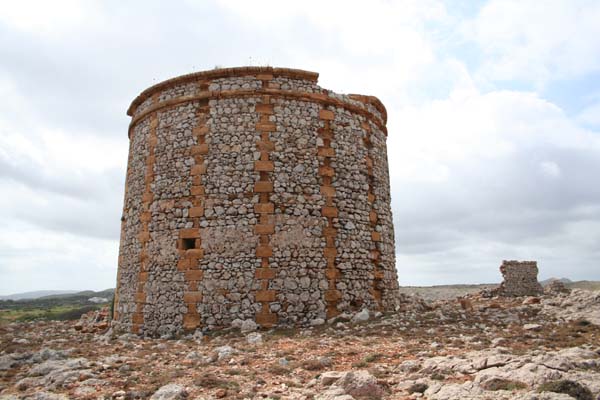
178, 96, 210, 332
362, 121, 384, 310
318, 108, 342, 318
254, 93, 278, 327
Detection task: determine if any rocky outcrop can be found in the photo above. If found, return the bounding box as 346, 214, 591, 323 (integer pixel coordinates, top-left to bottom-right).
1, 288, 599, 399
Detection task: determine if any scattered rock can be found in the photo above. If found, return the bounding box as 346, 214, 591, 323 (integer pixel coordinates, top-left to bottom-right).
246, 332, 263, 345
398, 359, 420, 372
321, 371, 345, 386
192, 329, 204, 341
240, 319, 257, 333
524, 323, 542, 331
74, 307, 110, 333
335, 370, 384, 399
184, 351, 202, 361
150, 383, 188, 400
214, 345, 234, 361
351, 309, 370, 323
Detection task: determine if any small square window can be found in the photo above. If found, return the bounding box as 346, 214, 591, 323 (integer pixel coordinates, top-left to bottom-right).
181, 238, 196, 250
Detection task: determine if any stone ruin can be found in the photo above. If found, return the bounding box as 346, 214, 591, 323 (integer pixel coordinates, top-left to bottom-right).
112, 67, 400, 336
493, 260, 544, 297
545, 279, 571, 294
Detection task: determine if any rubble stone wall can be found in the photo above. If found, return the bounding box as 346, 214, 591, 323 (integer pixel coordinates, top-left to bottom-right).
495, 260, 543, 297
113, 67, 399, 336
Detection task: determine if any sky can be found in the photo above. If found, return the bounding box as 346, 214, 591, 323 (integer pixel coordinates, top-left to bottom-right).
1, 0, 599, 294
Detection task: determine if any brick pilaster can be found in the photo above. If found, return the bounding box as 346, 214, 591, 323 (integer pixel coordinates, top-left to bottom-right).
362, 121, 384, 310
254, 92, 278, 327
179, 94, 210, 332
318, 108, 342, 318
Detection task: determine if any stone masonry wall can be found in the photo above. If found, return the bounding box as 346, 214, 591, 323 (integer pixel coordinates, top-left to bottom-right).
495, 260, 544, 297
113, 67, 399, 336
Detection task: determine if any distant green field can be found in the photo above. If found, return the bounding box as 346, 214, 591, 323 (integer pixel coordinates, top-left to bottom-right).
0, 289, 113, 325
0, 304, 106, 324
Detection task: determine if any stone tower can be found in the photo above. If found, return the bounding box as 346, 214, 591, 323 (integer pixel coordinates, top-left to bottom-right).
113, 67, 399, 336
494, 260, 544, 297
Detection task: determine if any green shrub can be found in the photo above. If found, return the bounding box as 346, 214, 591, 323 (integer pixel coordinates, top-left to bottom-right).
110, 295, 115, 320
363, 353, 383, 363
538, 380, 593, 400
407, 383, 428, 394
482, 378, 527, 391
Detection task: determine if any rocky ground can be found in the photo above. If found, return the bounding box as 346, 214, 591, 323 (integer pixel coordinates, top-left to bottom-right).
1, 289, 599, 400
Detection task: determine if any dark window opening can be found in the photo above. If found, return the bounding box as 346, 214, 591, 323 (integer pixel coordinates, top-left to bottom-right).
181, 238, 196, 250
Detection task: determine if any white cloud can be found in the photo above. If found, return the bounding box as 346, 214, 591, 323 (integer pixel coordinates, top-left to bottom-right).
390, 89, 599, 183
577, 101, 600, 128
0, 219, 118, 295
1, 0, 600, 293
214, 0, 448, 101
463, 0, 600, 86
0, 0, 95, 36
390, 86, 600, 284
539, 161, 561, 179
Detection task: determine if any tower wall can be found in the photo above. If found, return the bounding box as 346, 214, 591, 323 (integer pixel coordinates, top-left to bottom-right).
113, 67, 399, 336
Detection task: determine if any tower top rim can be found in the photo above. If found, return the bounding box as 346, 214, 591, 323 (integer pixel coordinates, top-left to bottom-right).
127, 66, 387, 123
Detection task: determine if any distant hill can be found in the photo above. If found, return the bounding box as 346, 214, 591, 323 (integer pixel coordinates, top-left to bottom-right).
37, 289, 115, 300
0, 289, 115, 324
0, 289, 114, 311
540, 277, 572, 286
0, 290, 78, 301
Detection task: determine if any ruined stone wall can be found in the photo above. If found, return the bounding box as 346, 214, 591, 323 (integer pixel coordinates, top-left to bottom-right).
113, 67, 399, 336
495, 260, 543, 297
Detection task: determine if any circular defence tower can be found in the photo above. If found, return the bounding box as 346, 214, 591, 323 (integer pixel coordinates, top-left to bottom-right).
113, 67, 399, 336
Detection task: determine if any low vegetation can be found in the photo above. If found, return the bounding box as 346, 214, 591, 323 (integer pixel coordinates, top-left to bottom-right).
0, 289, 112, 324
538, 380, 593, 400
0, 304, 103, 324
482, 378, 527, 391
